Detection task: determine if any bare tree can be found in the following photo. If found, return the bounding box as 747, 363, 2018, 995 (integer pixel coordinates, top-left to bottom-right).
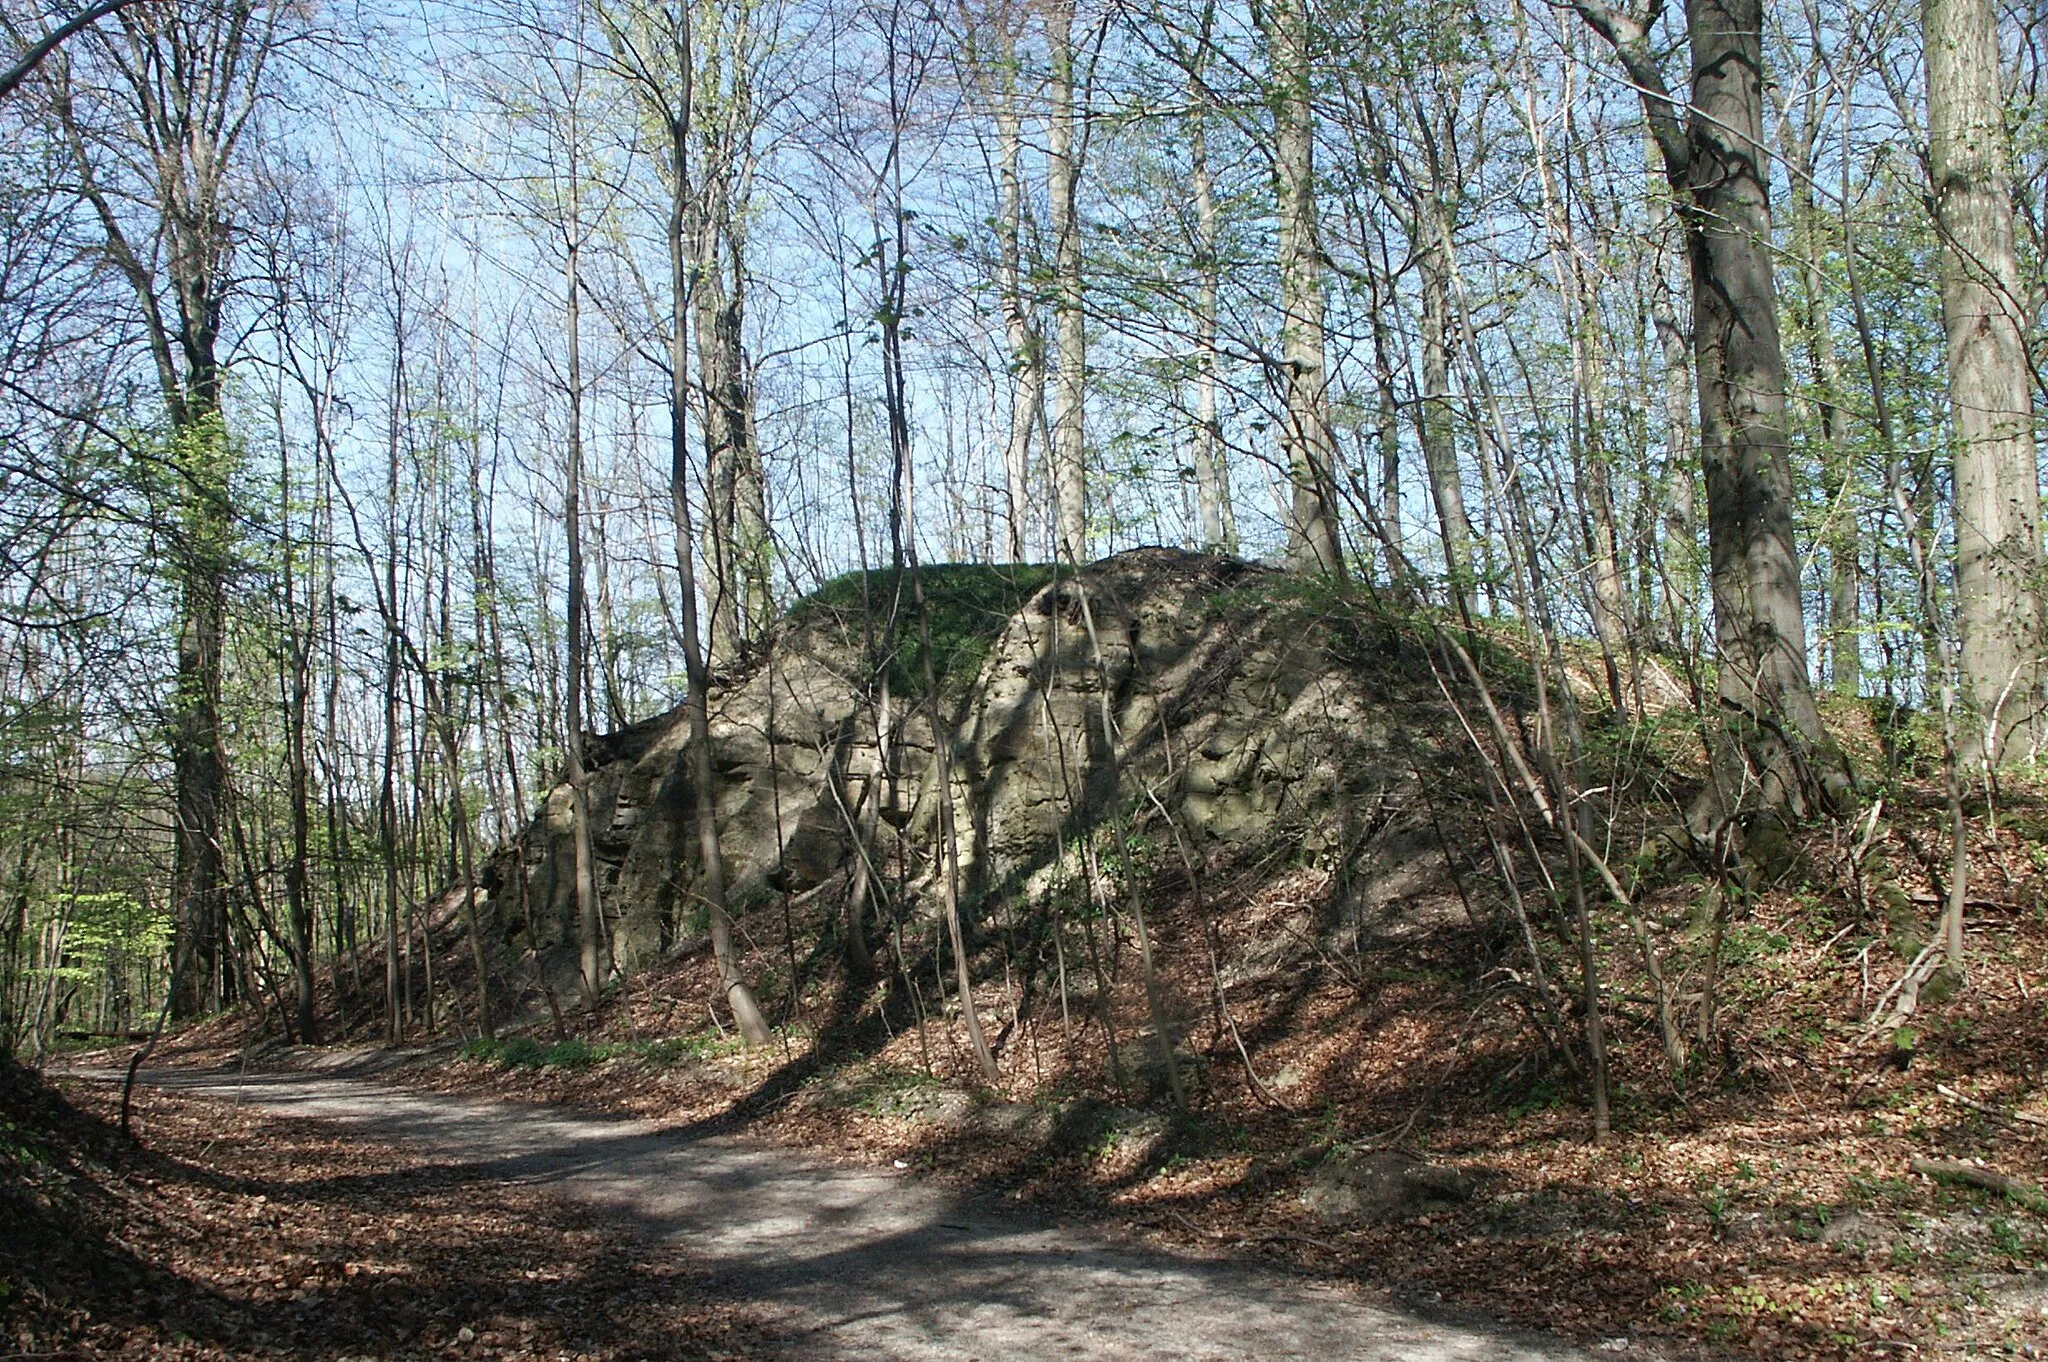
1185, 1, 1234, 554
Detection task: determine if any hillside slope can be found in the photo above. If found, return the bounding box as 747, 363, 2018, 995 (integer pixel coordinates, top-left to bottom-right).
139, 548, 2048, 1361
494, 548, 1476, 1005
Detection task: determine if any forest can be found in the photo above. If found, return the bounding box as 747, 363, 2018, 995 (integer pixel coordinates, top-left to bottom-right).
2, 0, 2047, 1352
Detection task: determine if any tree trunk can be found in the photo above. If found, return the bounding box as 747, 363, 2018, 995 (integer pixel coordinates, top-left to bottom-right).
381, 330, 404, 1045
1417, 230, 1473, 611
686, 6, 773, 667
169, 423, 228, 1017
1650, 271, 1697, 651
1925, 0, 2044, 766
1189, 46, 1235, 555
51, 8, 252, 1018
565, 232, 606, 1010
697, 247, 773, 645
1368, 294, 1407, 590
1266, 0, 1344, 575
995, 60, 1041, 563
667, 25, 770, 1043
278, 392, 317, 1044
1781, 109, 1862, 699
1047, 0, 1088, 564
1574, 0, 1853, 816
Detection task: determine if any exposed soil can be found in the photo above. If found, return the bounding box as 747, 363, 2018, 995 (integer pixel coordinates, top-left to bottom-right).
1, 1059, 771, 1360
108, 707, 2048, 1362
89, 1063, 1617, 1362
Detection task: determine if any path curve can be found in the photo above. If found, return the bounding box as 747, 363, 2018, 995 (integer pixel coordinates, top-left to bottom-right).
97, 1066, 1628, 1362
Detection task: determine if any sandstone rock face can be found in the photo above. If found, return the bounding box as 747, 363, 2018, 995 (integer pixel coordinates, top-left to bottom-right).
491, 549, 1454, 985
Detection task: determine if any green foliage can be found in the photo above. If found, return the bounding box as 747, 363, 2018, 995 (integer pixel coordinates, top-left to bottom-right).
1719, 924, 1792, 969
33, 893, 168, 987
494, 1036, 548, 1067
634, 1032, 742, 1065
467, 1035, 596, 1068
1865, 699, 1949, 782
792, 563, 1056, 697
0, 1114, 50, 1170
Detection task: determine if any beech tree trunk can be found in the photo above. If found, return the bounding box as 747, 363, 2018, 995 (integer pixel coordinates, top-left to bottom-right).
1925, 0, 2045, 766
694, 232, 773, 660
1575, 0, 1853, 816
1650, 264, 1697, 650
53, 2, 267, 1018
686, 0, 773, 665
666, 11, 770, 1045
1417, 230, 1473, 611
564, 234, 606, 1009
1266, 0, 1343, 575
995, 57, 1041, 563
1188, 28, 1235, 555
1048, 0, 1088, 564
1780, 101, 1862, 700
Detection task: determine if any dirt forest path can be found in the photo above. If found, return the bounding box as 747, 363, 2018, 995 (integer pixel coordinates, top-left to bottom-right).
95, 1066, 1622, 1362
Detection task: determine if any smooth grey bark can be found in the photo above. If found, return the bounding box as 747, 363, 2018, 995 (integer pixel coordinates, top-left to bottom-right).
1525, 115, 1633, 691
991, 40, 1042, 563
1775, 81, 1862, 700
563, 232, 606, 1009
657, 2, 771, 1046
1187, 23, 1235, 555
674, 0, 774, 665
694, 222, 773, 661
1265, 0, 1343, 575
1648, 243, 1697, 650
1417, 230, 1474, 612
274, 380, 317, 1044
380, 303, 405, 1043
1574, 0, 1853, 816
1924, 0, 2045, 766
1368, 289, 1408, 591
1047, 0, 1088, 564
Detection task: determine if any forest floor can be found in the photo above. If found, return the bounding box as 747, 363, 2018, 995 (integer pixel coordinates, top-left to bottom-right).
113, 934, 2048, 1362
40, 738, 2048, 1361
57, 1062, 1616, 1361
1, 1059, 772, 1360
226, 804, 2048, 1362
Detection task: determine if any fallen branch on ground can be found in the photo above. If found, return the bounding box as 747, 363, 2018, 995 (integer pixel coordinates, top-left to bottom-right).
1935, 1084, 2048, 1131
1910, 1157, 2048, 1211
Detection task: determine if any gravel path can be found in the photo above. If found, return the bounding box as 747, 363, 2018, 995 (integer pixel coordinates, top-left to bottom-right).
107, 1066, 1627, 1362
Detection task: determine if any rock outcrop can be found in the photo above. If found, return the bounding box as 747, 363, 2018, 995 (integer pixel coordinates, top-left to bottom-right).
489, 549, 1464, 986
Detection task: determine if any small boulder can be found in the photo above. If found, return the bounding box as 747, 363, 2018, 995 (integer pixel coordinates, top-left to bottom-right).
1302, 1149, 1476, 1223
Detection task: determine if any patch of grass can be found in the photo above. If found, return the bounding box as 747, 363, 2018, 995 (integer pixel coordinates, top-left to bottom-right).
464, 1036, 602, 1069
791, 563, 1056, 697
0, 1115, 50, 1169
633, 1032, 743, 1065
1204, 571, 1449, 680
853, 1065, 945, 1115
1722, 924, 1792, 968
1847, 1172, 1918, 1208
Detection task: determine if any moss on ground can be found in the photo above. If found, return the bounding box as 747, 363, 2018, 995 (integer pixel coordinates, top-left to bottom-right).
792, 562, 1056, 697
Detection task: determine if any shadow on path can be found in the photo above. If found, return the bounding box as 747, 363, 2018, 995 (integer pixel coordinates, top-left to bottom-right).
99, 1066, 1609, 1362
